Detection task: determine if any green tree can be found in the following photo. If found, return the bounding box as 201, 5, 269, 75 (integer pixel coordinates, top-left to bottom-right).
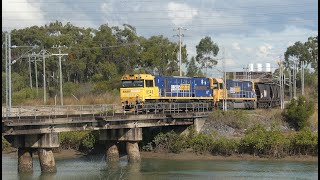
140, 35, 186, 76
284, 36, 318, 72
282, 96, 315, 130
196, 36, 219, 76
186, 56, 204, 77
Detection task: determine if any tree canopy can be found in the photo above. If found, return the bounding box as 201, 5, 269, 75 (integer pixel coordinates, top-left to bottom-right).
2, 21, 190, 104
284, 36, 318, 72
195, 36, 219, 76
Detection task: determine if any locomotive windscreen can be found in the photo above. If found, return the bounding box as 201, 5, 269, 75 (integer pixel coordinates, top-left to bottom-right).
121, 80, 144, 88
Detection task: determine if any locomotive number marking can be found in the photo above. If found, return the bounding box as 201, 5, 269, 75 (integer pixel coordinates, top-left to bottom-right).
146, 90, 153, 94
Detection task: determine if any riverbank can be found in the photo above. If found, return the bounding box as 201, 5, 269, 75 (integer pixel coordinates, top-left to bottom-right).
140, 151, 318, 162
2, 149, 85, 160
3, 149, 317, 162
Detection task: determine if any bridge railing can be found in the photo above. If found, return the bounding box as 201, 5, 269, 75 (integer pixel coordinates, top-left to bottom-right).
2, 102, 211, 119
2, 104, 121, 119
132, 102, 210, 114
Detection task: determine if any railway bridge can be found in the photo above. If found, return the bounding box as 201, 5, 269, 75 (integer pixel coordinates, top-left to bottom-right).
2, 103, 209, 173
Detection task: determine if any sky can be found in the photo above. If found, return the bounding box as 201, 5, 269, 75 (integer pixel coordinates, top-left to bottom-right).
2, 0, 318, 77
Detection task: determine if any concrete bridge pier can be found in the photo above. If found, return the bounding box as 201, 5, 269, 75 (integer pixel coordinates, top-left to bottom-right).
126, 141, 140, 163
18, 148, 33, 173
38, 148, 57, 173
100, 128, 142, 163
11, 133, 60, 173
105, 141, 119, 162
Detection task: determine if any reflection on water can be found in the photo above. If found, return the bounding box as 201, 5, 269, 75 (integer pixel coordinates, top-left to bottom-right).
2, 154, 318, 180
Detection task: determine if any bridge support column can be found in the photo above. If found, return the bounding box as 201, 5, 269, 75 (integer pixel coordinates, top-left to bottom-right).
100, 128, 142, 163
194, 118, 207, 133
126, 141, 140, 163
106, 141, 119, 162
38, 148, 57, 173
18, 148, 33, 173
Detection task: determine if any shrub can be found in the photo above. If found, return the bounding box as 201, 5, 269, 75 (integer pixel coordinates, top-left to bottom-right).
152, 131, 187, 153
212, 137, 240, 156
60, 131, 99, 152
63, 82, 81, 96
12, 88, 41, 105
264, 128, 290, 158
142, 142, 153, 152
290, 128, 318, 155
240, 124, 268, 156
80, 131, 99, 153
189, 133, 213, 154
240, 125, 292, 158
282, 96, 315, 130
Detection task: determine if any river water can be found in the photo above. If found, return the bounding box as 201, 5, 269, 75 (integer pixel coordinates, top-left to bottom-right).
2, 154, 318, 180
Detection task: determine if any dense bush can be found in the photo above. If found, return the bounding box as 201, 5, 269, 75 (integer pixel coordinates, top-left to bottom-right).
240, 125, 268, 155
60, 131, 99, 153
212, 137, 240, 156
63, 82, 81, 97
189, 133, 214, 154
282, 96, 315, 130
12, 88, 41, 105
152, 131, 187, 153
240, 125, 290, 157
290, 128, 318, 155
143, 125, 318, 158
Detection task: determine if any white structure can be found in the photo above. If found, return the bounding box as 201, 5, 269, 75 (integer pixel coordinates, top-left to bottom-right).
248, 63, 254, 72
257, 63, 262, 72
265, 63, 271, 72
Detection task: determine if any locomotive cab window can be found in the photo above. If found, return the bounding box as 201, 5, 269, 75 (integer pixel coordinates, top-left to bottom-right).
122, 80, 144, 88
219, 83, 223, 89
145, 80, 153, 87
213, 83, 218, 89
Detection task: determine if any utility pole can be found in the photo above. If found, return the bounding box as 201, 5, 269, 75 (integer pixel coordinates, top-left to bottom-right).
28, 55, 33, 89
301, 60, 304, 96
5, 32, 38, 117
293, 60, 297, 99
279, 59, 283, 109
34, 53, 39, 95
40, 49, 51, 104
243, 65, 248, 80
5, 32, 11, 117
223, 47, 227, 111
52, 46, 68, 106
173, 27, 187, 76
289, 68, 292, 100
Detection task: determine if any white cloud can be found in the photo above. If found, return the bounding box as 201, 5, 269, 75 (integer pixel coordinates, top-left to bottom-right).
167, 2, 198, 25
258, 43, 273, 56
2, 0, 46, 30
232, 42, 241, 50
1, 0, 317, 76
188, 25, 317, 75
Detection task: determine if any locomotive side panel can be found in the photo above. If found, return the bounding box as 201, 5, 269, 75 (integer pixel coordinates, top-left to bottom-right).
155, 76, 212, 98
